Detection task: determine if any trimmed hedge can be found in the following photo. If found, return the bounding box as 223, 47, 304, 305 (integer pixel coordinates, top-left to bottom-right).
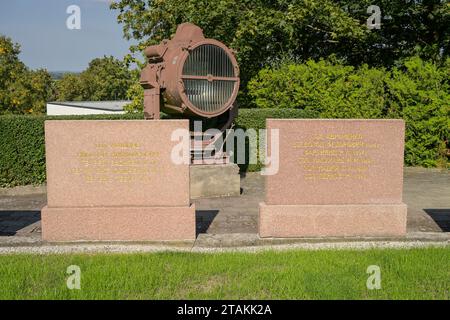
234, 109, 318, 172
0, 109, 317, 187
248, 57, 450, 167
0, 113, 143, 187
235, 108, 318, 131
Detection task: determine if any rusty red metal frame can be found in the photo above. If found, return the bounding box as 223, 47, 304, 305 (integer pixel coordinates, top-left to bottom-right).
140, 23, 240, 120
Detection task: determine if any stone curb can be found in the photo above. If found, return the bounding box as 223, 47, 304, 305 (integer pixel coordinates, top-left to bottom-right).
0, 239, 447, 255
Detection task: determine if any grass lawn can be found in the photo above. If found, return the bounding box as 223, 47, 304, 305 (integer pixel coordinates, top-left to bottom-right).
0, 247, 448, 299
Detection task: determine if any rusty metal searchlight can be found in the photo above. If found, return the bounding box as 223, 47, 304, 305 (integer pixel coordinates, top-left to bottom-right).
140, 23, 240, 120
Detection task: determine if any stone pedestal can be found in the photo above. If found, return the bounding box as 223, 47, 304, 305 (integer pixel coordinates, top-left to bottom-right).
190, 163, 240, 199
259, 203, 407, 237
42, 205, 195, 241
259, 119, 407, 238
42, 120, 195, 242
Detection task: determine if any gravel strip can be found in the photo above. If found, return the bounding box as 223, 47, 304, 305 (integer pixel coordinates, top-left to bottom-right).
0, 240, 447, 255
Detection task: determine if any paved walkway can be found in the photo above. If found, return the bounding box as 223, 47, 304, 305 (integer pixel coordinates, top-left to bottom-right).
0, 167, 448, 250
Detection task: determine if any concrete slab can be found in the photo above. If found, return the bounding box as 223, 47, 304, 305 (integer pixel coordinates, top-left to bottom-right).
190, 163, 240, 199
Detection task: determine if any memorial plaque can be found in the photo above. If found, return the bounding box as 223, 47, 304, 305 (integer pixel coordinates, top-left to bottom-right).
41, 120, 195, 242
259, 119, 407, 238
45, 120, 189, 207
266, 119, 405, 205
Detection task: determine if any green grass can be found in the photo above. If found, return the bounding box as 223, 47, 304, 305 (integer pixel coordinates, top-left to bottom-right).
0, 248, 448, 299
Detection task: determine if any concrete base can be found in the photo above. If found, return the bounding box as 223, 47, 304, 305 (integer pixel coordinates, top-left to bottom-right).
41, 204, 196, 242
259, 202, 407, 238
190, 163, 240, 199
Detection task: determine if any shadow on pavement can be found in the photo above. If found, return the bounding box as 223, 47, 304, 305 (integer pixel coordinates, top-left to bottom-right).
423, 209, 450, 232
0, 210, 41, 236
196, 209, 219, 235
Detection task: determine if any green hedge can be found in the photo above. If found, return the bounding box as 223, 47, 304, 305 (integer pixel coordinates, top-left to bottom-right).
0, 113, 143, 187
0, 109, 317, 187
235, 108, 318, 131
248, 57, 450, 167
234, 109, 318, 172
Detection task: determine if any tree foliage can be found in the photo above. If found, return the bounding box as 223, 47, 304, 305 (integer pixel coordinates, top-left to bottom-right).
341, 0, 450, 66
111, 0, 449, 88
386, 56, 450, 167
124, 75, 144, 112
111, 0, 367, 86
248, 56, 450, 167
0, 36, 53, 114
55, 56, 134, 101
248, 59, 389, 117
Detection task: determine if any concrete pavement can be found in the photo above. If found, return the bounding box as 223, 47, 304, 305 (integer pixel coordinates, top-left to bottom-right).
0, 167, 448, 251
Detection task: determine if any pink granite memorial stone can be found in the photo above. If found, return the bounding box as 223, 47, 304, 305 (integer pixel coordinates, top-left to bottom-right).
41, 120, 195, 241
259, 119, 407, 238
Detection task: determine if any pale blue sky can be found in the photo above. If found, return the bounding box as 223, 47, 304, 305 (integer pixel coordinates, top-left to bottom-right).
0, 0, 133, 72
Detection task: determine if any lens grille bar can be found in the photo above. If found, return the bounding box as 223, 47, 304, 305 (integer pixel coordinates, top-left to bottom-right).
182, 44, 237, 112
183, 44, 234, 77
184, 80, 235, 112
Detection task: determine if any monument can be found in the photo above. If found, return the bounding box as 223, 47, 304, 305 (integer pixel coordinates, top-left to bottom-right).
41, 120, 195, 242
259, 119, 407, 238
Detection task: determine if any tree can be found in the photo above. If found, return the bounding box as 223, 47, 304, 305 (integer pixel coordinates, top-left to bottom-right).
54, 74, 84, 101
12, 69, 53, 114
124, 69, 143, 112
55, 56, 134, 101
0, 36, 52, 114
248, 56, 449, 166
111, 0, 449, 87
110, 0, 366, 90
339, 0, 450, 66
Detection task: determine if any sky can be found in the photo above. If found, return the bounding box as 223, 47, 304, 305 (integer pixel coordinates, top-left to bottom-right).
0, 0, 133, 72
